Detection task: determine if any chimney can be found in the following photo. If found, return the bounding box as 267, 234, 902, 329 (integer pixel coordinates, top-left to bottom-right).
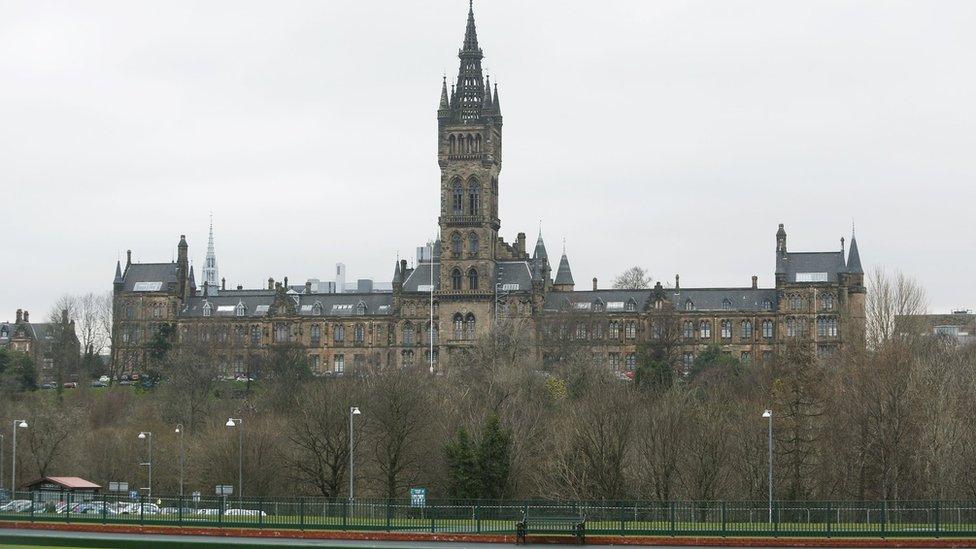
237, 285, 243, 290
221, 277, 226, 291
284, 276, 289, 288
23, 310, 29, 323
592, 277, 598, 291
268, 277, 274, 290
675, 274, 680, 290
61, 309, 68, 324
752, 275, 758, 289
400, 259, 408, 276
15, 309, 22, 323
305, 281, 312, 294
126, 250, 132, 267
516, 232, 526, 256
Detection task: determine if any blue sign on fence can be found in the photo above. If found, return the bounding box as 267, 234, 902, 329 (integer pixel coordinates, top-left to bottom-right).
129, 490, 138, 500
409, 487, 427, 507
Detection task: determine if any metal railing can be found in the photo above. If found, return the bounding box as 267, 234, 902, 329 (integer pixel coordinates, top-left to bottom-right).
0, 493, 973, 538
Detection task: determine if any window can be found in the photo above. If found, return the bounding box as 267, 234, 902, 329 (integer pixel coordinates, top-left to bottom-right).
762, 299, 773, 311
625, 321, 636, 339
609, 352, 620, 370
609, 321, 619, 339
402, 322, 414, 345
236, 302, 246, 317
820, 293, 835, 310
682, 352, 694, 372
469, 233, 479, 255
722, 298, 732, 311
625, 353, 636, 371
468, 180, 481, 215
451, 268, 462, 291
817, 316, 838, 337
741, 351, 751, 364
699, 320, 711, 339
275, 324, 288, 342
683, 321, 694, 339
762, 319, 774, 339
762, 350, 773, 363
334, 324, 345, 343
789, 295, 803, 310
334, 354, 344, 373
796, 272, 828, 283
467, 268, 479, 290
354, 324, 365, 344
152, 303, 162, 318
465, 313, 476, 339
652, 321, 661, 339
593, 300, 604, 312
356, 301, 366, 316
402, 350, 414, 368
427, 321, 439, 344
310, 355, 320, 371
451, 233, 462, 257
685, 300, 695, 311
741, 320, 753, 339
626, 299, 637, 312
721, 320, 732, 339
452, 180, 463, 215
203, 302, 212, 317
453, 313, 464, 340
787, 318, 795, 337
311, 324, 321, 346
312, 302, 323, 315
234, 355, 244, 376
575, 322, 588, 340
250, 325, 261, 345
217, 326, 227, 343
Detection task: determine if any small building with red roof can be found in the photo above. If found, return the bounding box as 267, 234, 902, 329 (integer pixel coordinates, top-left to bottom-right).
22, 476, 101, 502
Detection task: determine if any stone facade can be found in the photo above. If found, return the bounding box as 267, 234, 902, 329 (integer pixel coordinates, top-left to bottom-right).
1, 308, 81, 383
110, 4, 866, 378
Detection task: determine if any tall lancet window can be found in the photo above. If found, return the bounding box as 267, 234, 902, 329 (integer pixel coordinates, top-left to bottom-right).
468, 179, 480, 215
452, 180, 463, 215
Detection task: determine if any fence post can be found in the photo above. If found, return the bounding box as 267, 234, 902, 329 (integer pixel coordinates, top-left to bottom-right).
721, 501, 727, 537
430, 502, 436, 534
300, 498, 305, 531
140, 494, 144, 527
669, 502, 675, 537
259, 497, 264, 528
342, 499, 348, 530
773, 501, 779, 537
826, 501, 832, 538
880, 501, 886, 538
476, 503, 481, 534
103, 495, 108, 525
29, 491, 35, 522
934, 500, 940, 538
619, 501, 626, 536
66, 494, 71, 523
385, 498, 392, 532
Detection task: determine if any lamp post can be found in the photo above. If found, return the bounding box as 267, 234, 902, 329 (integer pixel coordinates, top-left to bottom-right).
175, 424, 185, 498
762, 409, 773, 524
348, 406, 361, 501
11, 420, 27, 494
0, 433, 4, 493
225, 418, 243, 501
137, 431, 152, 499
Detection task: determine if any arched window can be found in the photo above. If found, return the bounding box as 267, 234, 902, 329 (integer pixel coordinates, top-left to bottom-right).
789, 294, 803, 310
475, 134, 482, 152
467, 268, 479, 290
699, 320, 711, 339
334, 324, 345, 342
786, 318, 796, 337
762, 319, 774, 338
235, 302, 246, 317
203, 302, 212, 317
312, 302, 323, 315
468, 232, 479, 256
683, 321, 694, 339
458, 134, 465, 153
468, 179, 481, 215
685, 300, 695, 311
820, 293, 835, 310
427, 321, 439, 344
741, 320, 753, 339
354, 324, 364, 343
451, 233, 462, 257
625, 321, 636, 339
275, 323, 288, 342
452, 180, 463, 215
453, 313, 464, 340
356, 301, 366, 315
402, 322, 414, 346
593, 299, 604, 312
465, 313, 476, 339
451, 268, 462, 291
608, 321, 619, 339
449, 134, 456, 154
722, 298, 733, 311
626, 299, 637, 312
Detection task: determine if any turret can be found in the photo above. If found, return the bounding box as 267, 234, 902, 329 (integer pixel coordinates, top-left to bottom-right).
553, 250, 575, 292
177, 235, 189, 300
114, 260, 124, 292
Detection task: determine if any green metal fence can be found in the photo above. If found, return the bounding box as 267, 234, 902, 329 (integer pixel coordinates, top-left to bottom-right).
1, 492, 974, 538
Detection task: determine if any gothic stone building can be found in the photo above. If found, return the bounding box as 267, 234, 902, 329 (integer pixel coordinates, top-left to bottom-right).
111, 4, 866, 378
1, 308, 81, 383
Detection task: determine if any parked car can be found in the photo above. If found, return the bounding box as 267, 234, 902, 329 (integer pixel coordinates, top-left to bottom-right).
0, 500, 32, 512
90, 380, 107, 388
224, 508, 267, 517
99, 375, 110, 383
62, 382, 78, 389
40, 382, 56, 390
197, 508, 221, 516
159, 506, 196, 515
118, 502, 159, 515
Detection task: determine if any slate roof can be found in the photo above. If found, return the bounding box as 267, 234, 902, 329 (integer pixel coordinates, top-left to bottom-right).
402, 263, 440, 292
554, 254, 574, 285
543, 288, 778, 313
401, 261, 533, 293
182, 292, 393, 318
847, 236, 863, 274
775, 251, 847, 283
544, 290, 652, 312
121, 263, 179, 293
533, 234, 548, 261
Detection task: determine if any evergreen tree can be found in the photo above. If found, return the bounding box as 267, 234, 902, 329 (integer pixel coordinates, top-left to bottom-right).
444, 427, 479, 499
477, 414, 512, 499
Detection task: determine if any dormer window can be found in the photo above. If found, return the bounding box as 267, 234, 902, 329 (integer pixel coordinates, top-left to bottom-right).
235, 302, 246, 317
684, 300, 695, 311
762, 299, 773, 311
312, 302, 323, 315
722, 298, 733, 311
203, 302, 212, 317
593, 300, 604, 312
356, 301, 367, 316
625, 299, 637, 312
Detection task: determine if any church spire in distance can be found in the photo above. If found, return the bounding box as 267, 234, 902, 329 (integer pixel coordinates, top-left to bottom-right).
203, 215, 219, 292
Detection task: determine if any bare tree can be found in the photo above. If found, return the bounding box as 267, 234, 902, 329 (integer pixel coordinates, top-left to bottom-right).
867, 267, 928, 348
612, 266, 652, 290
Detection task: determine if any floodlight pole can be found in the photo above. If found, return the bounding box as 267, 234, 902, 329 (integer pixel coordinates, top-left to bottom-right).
0, 433, 4, 492
175, 424, 185, 498
138, 431, 153, 499
348, 406, 361, 501
226, 418, 243, 502
763, 409, 773, 524
11, 420, 27, 494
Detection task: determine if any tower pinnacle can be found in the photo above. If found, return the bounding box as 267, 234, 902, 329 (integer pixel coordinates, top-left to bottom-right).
203, 215, 219, 292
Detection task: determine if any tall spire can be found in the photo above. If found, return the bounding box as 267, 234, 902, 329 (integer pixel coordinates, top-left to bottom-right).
203, 215, 219, 290
114, 260, 123, 284
438, 76, 450, 111
453, 0, 486, 122
462, 0, 480, 53
847, 232, 863, 274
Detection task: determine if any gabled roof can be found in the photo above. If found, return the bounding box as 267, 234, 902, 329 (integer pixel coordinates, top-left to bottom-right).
776, 251, 847, 283
121, 263, 179, 293
25, 476, 101, 490
402, 262, 440, 292
182, 293, 393, 318
670, 288, 778, 312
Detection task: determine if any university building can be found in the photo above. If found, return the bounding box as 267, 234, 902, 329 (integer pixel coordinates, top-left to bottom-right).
111, 4, 866, 378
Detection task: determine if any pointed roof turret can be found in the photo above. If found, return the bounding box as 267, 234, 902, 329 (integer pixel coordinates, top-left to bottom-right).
188, 264, 196, 290
393, 259, 403, 284
492, 82, 501, 115
452, 1, 487, 123
533, 230, 549, 262
847, 233, 863, 274
462, 0, 480, 53
554, 252, 574, 286
114, 260, 123, 284
531, 258, 543, 282
203, 215, 218, 288
438, 76, 450, 112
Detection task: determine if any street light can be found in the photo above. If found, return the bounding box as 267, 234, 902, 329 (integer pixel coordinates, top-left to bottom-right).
175, 425, 185, 498
138, 431, 152, 499
762, 409, 773, 524
226, 418, 243, 501
11, 420, 27, 494
348, 407, 361, 501
0, 433, 4, 493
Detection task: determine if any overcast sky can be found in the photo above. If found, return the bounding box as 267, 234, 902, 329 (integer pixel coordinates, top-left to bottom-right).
2, 0, 974, 320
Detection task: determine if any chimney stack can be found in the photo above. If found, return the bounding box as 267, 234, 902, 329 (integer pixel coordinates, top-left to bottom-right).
284, 276, 289, 288
237, 285, 243, 290
305, 281, 312, 294
61, 309, 69, 324
516, 232, 526, 257
15, 309, 22, 323
592, 277, 598, 291
268, 277, 274, 290
400, 259, 408, 276
221, 277, 226, 291
675, 274, 680, 290
126, 250, 132, 267
752, 275, 758, 289
23, 310, 29, 323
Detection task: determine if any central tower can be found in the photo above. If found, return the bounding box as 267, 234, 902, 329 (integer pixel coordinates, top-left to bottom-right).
437, 1, 503, 302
